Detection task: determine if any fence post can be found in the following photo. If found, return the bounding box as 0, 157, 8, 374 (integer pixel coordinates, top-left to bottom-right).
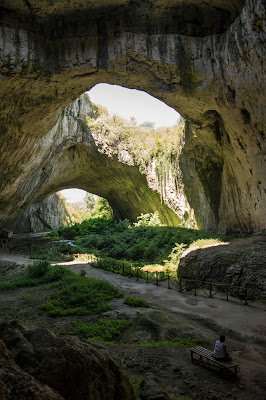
167, 275, 170, 289
179, 278, 182, 293
136, 268, 139, 281
122, 263, 125, 276
209, 283, 212, 298
146, 271, 149, 283
226, 285, 229, 301
194, 281, 197, 296
245, 285, 248, 305
155, 272, 158, 286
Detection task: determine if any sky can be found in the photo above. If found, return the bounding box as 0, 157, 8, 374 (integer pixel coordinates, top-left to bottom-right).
60, 84, 180, 203
88, 83, 180, 128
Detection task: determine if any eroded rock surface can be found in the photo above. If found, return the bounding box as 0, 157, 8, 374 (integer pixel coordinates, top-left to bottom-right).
0, 338, 63, 400
7, 194, 69, 233
0, 321, 135, 400
178, 235, 266, 298
0, 0, 265, 233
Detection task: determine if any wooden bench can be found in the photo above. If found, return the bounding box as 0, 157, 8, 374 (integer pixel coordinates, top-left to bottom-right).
190, 346, 238, 374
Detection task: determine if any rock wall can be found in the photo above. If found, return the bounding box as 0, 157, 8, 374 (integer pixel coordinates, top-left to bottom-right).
0, 321, 135, 400
0, 0, 265, 233
7, 194, 69, 233
1, 93, 179, 226
178, 235, 266, 298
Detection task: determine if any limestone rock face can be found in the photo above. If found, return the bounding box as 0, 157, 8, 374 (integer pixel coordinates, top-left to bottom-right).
7, 194, 69, 233
0, 92, 180, 227
178, 235, 266, 298
0, 321, 135, 400
0, 0, 265, 233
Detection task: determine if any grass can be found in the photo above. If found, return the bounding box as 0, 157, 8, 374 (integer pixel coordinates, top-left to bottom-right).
124, 296, 150, 308
40, 274, 122, 317
47, 214, 235, 266
139, 337, 203, 348
69, 318, 132, 343
0, 261, 122, 318
0, 261, 64, 290
129, 376, 143, 399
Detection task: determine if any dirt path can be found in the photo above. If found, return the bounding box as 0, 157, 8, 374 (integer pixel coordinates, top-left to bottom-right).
0, 252, 36, 265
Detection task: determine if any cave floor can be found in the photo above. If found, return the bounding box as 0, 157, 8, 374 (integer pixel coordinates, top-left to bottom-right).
0, 251, 266, 400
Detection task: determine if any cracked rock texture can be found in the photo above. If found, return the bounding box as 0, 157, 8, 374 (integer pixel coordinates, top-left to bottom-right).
178, 235, 266, 297
0, 0, 265, 233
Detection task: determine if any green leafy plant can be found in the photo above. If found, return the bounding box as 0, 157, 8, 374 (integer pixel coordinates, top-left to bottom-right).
40, 274, 122, 317
0, 262, 68, 290
124, 296, 150, 308
129, 376, 143, 399
133, 212, 161, 227
72, 318, 131, 343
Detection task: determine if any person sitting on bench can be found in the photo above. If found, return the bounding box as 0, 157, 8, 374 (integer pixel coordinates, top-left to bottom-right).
212, 335, 232, 362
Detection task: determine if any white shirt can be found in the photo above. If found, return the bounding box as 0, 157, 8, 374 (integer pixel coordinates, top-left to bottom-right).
213, 340, 225, 358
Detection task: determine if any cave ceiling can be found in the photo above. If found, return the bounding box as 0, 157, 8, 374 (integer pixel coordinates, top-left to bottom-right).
0, 0, 265, 233
1, 0, 245, 37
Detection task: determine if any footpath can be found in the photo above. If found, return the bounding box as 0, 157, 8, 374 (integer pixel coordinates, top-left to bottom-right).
60, 261, 266, 344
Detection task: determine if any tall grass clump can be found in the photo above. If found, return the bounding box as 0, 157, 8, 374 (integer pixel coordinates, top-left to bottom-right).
0, 261, 68, 290
71, 318, 131, 343
0, 262, 122, 319
40, 273, 122, 317
124, 296, 150, 308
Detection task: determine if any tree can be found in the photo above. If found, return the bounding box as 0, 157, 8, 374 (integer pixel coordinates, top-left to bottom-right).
85, 193, 97, 211
140, 121, 155, 129
92, 197, 113, 218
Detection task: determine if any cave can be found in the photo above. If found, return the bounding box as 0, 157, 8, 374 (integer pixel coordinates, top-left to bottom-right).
0, 0, 265, 233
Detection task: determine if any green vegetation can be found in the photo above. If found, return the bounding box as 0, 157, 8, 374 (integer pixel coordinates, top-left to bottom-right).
133, 212, 161, 227
70, 318, 131, 343
60, 193, 113, 225
87, 105, 185, 178
129, 376, 143, 399
43, 213, 234, 280
140, 337, 202, 348
23, 241, 81, 261
0, 261, 67, 290
124, 296, 150, 308
55, 215, 113, 239
40, 273, 122, 317
0, 261, 122, 318
69, 220, 229, 265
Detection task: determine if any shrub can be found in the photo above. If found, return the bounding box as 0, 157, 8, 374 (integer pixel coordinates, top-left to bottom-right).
72, 318, 131, 343
27, 261, 50, 278
40, 274, 122, 317
133, 212, 162, 227
124, 296, 150, 308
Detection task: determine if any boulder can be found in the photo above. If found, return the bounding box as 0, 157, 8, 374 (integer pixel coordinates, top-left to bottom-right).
0, 321, 135, 400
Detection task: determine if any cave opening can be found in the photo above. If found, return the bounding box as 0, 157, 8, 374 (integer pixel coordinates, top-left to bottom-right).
52, 84, 183, 228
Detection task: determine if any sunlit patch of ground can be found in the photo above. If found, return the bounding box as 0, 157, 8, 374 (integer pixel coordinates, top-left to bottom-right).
181, 239, 229, 258
51, 260, 89, 266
